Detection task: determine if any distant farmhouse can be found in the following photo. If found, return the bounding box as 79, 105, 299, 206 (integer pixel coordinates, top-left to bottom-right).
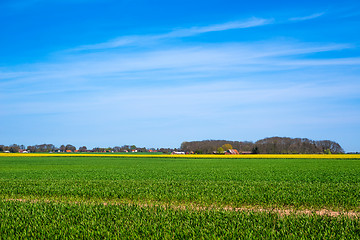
171, 151, 186, 155
225, 149, 239, 155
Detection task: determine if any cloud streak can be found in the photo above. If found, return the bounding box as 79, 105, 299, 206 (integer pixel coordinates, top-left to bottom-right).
72, 18, 273, 51
2, 77, 359, 116
289, 12, 326, 21
1, 40, 359, 126
166, 18, 273, 37
71, 12, 331, 52
1, 41, 358, 105
3, 42, 353, 84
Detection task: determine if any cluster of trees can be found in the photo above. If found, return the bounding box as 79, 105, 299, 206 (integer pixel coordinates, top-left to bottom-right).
180, 137, 345, 154
216, 144, 233, 154
0, 144, 25, 153
28, 144, 57, 153
91, 145, 175, 153
0, 144, 77, 153
254, 137, 344, 154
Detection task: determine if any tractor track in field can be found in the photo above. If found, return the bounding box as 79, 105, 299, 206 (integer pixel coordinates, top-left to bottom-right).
3, 198, 360, 218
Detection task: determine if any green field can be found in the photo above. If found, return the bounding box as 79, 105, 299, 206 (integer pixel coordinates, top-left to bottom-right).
1, 156, 359, 239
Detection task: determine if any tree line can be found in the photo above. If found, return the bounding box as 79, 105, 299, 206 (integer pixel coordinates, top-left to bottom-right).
180, 137, 345, 154
0, 144, 175, 153
0, 137, 345, 154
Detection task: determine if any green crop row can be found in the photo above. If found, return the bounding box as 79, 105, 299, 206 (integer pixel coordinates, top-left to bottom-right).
1, 179, 359, 211
1, 200, 359, 239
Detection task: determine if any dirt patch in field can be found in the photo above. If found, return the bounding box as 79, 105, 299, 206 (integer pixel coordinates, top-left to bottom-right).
3, 198, 359, 218
222, 206, 359, 218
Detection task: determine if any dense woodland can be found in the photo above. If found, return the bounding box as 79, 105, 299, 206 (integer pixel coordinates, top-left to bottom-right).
180, 137, 345, 154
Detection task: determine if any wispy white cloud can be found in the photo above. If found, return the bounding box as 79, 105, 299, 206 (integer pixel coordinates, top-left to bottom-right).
289, 12, 326, 21
1, 41, 357, 107
165, 18, 273, 37
2, 69, 359, 148
70, 12, 333, 52
1, 40, 359, 121
72, 18, 273, 51
2, 77, 359, 126
273, 57, 360, 67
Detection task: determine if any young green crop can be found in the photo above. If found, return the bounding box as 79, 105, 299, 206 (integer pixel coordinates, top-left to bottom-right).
1, 155, 359, 239
1, 201, 359, 239
1, 156, 360, 211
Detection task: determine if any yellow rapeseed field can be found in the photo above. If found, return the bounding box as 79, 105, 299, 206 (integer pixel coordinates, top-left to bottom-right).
0, 153, 359, 159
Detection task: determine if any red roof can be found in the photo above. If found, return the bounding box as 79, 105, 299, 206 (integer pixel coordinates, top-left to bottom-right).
226, 149, 239, 154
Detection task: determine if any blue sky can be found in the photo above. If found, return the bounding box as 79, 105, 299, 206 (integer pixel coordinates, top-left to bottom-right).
1, 0, 360, 151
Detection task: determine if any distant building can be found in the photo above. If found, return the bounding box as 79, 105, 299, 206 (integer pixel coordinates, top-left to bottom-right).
171, 151, 185, 155
225, 149, 239, 155
240, 151, 252, 154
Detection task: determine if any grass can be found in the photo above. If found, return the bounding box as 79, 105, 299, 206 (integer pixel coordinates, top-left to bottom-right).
0, 155, 359, 238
